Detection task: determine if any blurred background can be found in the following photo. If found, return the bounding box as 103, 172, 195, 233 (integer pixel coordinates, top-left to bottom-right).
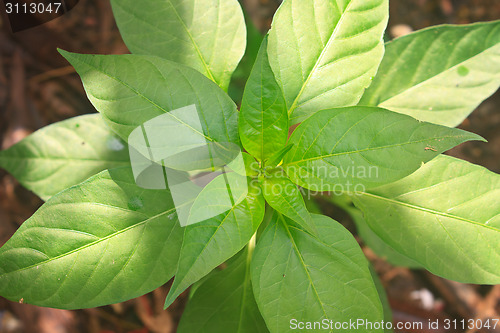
0, 0, 499, 332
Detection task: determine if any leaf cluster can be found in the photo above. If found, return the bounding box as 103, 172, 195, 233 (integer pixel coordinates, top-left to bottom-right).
1, 1, 499, 332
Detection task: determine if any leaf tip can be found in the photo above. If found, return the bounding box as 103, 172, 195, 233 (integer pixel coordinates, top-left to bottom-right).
163, 294, 175, 310
478, 136, 488, 143
467, 132, 487, 143
163, 282, 181, 310
57, 49, 77, 65
57, 48, 70, 57
57, 49, 84, 66
452, 128, 487, 145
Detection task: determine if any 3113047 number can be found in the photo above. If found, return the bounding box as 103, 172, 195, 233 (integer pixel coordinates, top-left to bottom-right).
5, 2, 62, 14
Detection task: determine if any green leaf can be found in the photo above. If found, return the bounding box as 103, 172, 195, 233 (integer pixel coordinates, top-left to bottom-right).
0, 114, 129, 200
352, 155, 500, 284
369, 266, 394, 333
178, 248, 269, 333
268, 0, 389, 124
228, 9, 265, 104
0, 167, 183, 309
164, 183, 265, 308
239, 36, 288, 162
262, 173, 317, 236
110, 0, 246, 91
251, 213, 383, 333
330, 195, 422, 268
283, 106, 484, 191
187, 268, 217, 301
360, 20, 500, 127
187, 172, 249, 226
59, 51, 239, 146
352, 208, 422, 268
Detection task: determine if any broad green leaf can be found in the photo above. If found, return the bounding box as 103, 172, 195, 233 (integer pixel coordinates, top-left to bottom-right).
228, 9, 265, 104
352, 208, 422, 268
164, 184, 265, 308
352, 155, 500, 284
0, 167, 183, 309
251, 213, 383, 333
110, 0, 246, 91
360, 21, 500, 127
262, 173, 317, 236
283, 106, 484, 191
268, 0, 389, 123
188, 172, 249, 226
330, 195, 422, 268
369, 266, 394, 333
178, 249, 269, 333
0, 114, 129, 200
59, 51, 239, 146
239, 36, 288, 162
187, 268, 217, 301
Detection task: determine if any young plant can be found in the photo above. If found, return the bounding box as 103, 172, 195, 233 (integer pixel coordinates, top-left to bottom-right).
1, 1, 499, 332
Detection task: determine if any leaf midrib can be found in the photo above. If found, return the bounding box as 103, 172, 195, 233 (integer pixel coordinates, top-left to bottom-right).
359, 192, 500, 232
67, 53, 214, 143
278, 214, 331, 330
380, 40, 500, 107
284, 135, 471, 165
0, 207, 177, 278
286, 0, 357, 116
266, 179, 316, 236
166, 0, 217, 83
166, 198, 241, 306
115, 0, 217, 84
